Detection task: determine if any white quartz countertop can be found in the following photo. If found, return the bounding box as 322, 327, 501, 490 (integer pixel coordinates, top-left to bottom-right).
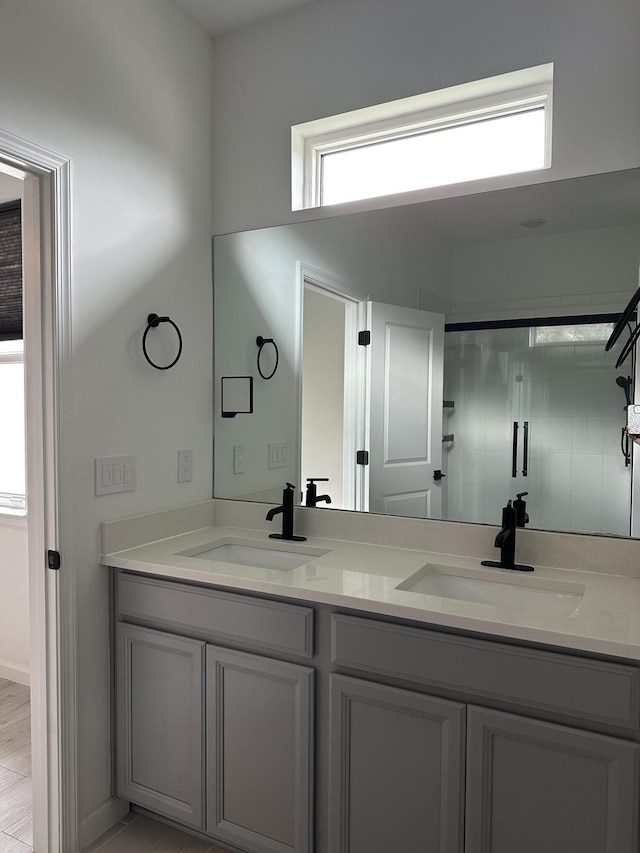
101, 521, 640, 662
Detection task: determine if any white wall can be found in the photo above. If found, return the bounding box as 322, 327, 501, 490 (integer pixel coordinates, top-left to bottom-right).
0, 0, 214, 832
0, 173, 29, 685
0, 520, 29, 685
301, 289, 346, 507
211, 0, 640, 234
0, 172, 23, 205
449, 225, 640, 322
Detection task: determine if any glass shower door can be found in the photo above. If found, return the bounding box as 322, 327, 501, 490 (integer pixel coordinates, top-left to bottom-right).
443, 321, 632, 536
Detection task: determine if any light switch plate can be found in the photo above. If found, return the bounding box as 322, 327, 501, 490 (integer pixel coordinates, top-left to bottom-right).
269, 442, 288, 469
95, 455, 137, 495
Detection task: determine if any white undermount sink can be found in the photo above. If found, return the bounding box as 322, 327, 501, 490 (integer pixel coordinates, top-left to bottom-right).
396, 563, 585, 616
178, 539, 328, 571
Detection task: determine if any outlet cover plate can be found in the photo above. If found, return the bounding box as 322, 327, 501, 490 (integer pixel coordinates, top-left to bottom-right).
178, 449, 193, 483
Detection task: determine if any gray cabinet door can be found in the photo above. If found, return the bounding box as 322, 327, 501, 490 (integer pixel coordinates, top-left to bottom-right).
329, 674, 465, 853
465, 705, 640, 853
206, 645, 314, 853
116, 623, 205, 828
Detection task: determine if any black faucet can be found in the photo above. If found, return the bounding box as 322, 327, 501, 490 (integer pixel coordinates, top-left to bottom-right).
305, 477, 332, 508
481, 499, 534, 572
513, 491, 529, 527
266, 483, 307, 541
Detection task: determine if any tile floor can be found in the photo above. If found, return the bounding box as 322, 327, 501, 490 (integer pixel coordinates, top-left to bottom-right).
84, 813, 230, 853
0, 677, 32, 853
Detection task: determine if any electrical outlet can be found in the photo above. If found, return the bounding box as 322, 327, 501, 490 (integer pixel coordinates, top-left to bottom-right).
233, 445, 246, 474
178, 449, 193, 483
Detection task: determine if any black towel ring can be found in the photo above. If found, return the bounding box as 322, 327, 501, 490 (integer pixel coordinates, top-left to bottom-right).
142, 313, 183, 370
256, 335, 279, 380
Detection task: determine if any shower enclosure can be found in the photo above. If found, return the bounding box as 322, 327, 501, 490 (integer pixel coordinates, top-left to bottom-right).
443, 317, 633, 536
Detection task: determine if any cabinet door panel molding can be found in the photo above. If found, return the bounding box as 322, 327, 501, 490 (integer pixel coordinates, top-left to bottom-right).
329, 674, 464, 853
465, 705, 640, 853
206, 645, 314, 853
116, 623, 205, 829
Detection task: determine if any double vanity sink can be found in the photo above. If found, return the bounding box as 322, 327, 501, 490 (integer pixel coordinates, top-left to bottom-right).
103, 502, 640, 853
100, 504, 640, 660
179, 537, 585, 620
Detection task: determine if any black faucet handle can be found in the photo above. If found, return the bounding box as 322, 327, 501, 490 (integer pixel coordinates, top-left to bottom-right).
306, 477, 329, 484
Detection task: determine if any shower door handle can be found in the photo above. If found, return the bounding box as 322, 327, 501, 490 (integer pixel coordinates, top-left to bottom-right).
512, 421, 518, 478
522, 421, 529, 477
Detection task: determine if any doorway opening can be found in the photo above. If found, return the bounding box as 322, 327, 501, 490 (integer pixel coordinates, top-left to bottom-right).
0, 128, 74, 853
300, 271, 366, 511
0, 170, 33, 851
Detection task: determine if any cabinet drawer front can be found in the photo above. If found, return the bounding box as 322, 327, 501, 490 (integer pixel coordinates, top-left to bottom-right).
331, 614, 640, 732
118, 572, 313, 657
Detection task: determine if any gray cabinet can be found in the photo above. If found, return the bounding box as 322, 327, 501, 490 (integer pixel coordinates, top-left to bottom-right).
206, 646, 314, 853
114, 573, 640, 853
116, 623, 205, 829
465, 706, 640, 853
329, 674, 465, 853
115, 580, 314, 853
329, 676, 640, 853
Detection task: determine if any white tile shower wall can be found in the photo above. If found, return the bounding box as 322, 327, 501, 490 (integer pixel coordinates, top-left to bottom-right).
443, 334, 631, 535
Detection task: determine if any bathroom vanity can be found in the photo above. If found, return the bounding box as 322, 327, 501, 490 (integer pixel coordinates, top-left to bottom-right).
103, 501, 640, 853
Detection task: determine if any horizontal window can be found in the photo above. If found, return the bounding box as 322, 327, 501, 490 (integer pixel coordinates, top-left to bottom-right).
292, 64, 553, 210
531, 322, 615, 347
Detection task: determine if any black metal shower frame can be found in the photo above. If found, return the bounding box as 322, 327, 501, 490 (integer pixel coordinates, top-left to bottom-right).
445, 310, 637, 470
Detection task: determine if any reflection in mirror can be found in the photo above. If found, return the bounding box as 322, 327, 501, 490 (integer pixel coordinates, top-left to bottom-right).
214, 169, 640, 538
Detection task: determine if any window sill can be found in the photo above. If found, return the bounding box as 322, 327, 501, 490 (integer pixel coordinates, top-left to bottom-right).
0, 510, 27, 528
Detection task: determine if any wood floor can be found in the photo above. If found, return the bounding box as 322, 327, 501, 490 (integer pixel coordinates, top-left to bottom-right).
0, 677, 32, 853
0, 678, 232, 853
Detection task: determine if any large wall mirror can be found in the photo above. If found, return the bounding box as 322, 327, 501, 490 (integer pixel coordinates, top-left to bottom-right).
213, 169, 640, 538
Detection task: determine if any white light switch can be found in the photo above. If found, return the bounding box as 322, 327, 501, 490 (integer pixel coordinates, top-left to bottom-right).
269, 442, 288, 469
95, 455, 137, 495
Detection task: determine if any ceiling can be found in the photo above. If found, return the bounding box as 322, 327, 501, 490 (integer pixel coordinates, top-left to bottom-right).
172, 0, 319, 37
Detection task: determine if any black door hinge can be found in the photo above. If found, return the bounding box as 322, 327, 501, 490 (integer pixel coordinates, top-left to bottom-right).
358, 330, 371, 346
47, 550, 61, 570
356, 450, 369, 466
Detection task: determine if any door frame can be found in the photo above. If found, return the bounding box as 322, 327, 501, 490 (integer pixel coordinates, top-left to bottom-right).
0, 127, 76, 853
297, 262, 367, 510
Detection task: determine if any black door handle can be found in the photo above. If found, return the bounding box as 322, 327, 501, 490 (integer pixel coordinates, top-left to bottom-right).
512, 421, 518, 478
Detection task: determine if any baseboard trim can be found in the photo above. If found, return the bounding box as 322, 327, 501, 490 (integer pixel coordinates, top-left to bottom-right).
78, 796, 130, 851
0, 659, 30, 686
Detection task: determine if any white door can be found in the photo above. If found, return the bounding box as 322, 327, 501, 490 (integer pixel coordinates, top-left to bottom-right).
367, 302, 444, 518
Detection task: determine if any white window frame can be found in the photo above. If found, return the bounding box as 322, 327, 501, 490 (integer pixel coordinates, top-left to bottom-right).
0, 342, 25, 512
292, 63, 553, 210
